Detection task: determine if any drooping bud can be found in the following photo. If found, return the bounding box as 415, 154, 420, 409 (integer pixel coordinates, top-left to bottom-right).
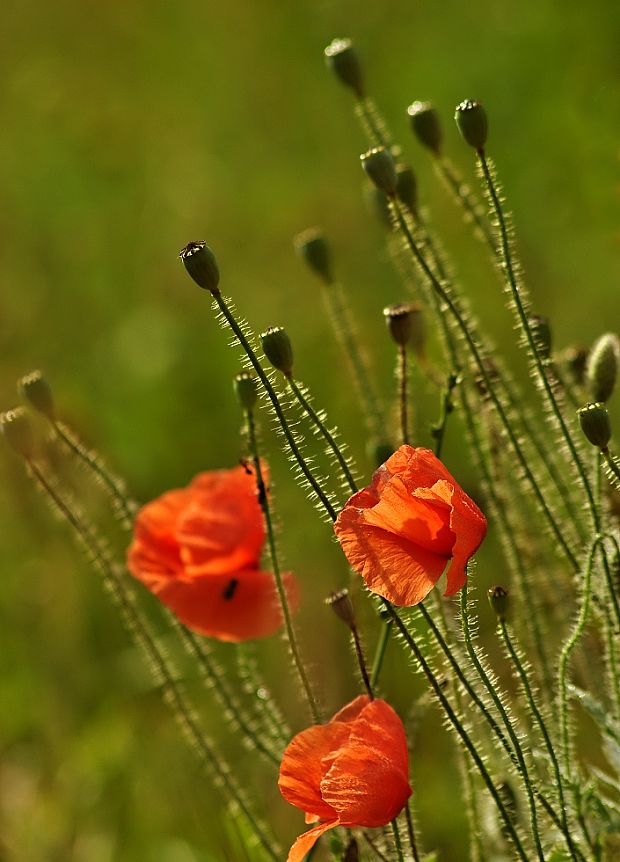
325, 589, 356, 628
294, 228, 332, 284
18, 370, 55, 420
1, 407, 36, 459
488, 585, 510, 622
324, 38, 364, 99
395, 164, 418, 214
455, 100, 488, 151
179, 241, 220, 294
586, 332, 619, 403
360, 147, 397, 196
234, 373, 258, 412
407, 101, 442, 156
577, 402, 612, 451
528, 314, 552, 361
384, 303, 425, 355
260, 327, 294, 377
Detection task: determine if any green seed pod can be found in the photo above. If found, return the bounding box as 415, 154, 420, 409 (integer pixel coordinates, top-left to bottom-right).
407, 101, 442, 156
233, 373, 258, 412
383, 303, 425, 355
1, 407, 36, 459
455, 99, 488, 151
260, 326, 294, 377
325, 589, 356, 628
18, 370, 55, 420
586, 332, 619, 403
363, 184, 392, 229
577, 402, 612, 450
324, 38, 364, 99
529, 314, 552, 361
294, 228, 332, 284
396, 164, 418, 214
488, 585, 510, 622
360, 147, 397, 196
179, 241, 220, 294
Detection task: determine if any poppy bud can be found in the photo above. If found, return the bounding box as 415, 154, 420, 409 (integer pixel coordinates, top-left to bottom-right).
326, 589, 356, 628
529, 314, 552, 361
396, 164, 418, 214
577, 402, 611, 451
455, 100, 488, 151
234, 373, 258, 412
384, 303, 425, 355
1, 407, 36, 459
586, 332, 619, 403
360, 147, 397, 197
324, 38, 364, 99
18, 370, 55, 420
179, 241, 220, 294
260, 327, 294, 377
407, 101, 442, 156
294, 228, 332, 284
488, 585, 510, 622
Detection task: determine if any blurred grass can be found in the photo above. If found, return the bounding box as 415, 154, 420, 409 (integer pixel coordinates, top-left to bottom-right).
1, 0, 619, 859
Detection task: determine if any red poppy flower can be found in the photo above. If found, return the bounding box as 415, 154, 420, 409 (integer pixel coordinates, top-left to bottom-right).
127, 466, 297, 642
278, 695, 411, 861
334, 445, 487, 607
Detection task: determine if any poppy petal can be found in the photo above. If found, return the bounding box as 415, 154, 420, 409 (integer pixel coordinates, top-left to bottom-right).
128, 488, 191, 586
153, 569, 298, 642
286, 820, 339, 862
444, 487, 487, 596
321, 700, 411, 827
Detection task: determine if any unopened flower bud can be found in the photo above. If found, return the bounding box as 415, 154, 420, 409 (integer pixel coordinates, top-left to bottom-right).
586, 332, 619, 403
294, 228, 332, 284
325, 589, 356, 627
384, 303, 425, 355
1, 407, 35, 459
260, 327, 294, 377
529, 314, 552, 361
360, 147, 397, 196
488, 585, 510, 622
234, 373, 258, 412
18, 370, 55, 420
455, 100, 488, 151
396, 164, 418, 214
407, 101, 442, 156
324, 38, 364, 99
577, 402, 611, 451
179, 241, 220, 294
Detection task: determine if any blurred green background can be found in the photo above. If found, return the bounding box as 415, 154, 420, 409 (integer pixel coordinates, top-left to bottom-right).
1, 0, 619, 859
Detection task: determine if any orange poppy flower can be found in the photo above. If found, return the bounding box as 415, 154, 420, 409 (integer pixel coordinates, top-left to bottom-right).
334, 445, 487, 606
127, 466, 297, 642
279, 695, 411, 862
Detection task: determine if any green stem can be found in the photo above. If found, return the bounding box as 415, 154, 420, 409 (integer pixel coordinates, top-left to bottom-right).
246, 409, 322, 723
370, 618, 392, 689
389, 195, 578, 570
350, 623, 374, 701
212, 292, 337, 522
383, 601, 530, 862
405, 802, 421, 862
28, 461, 279, 861
288, 376, 358, 495
431, 373, 458, 459
390, 819, 405, 862
53, 420, 134, 526
398, 345, 409, 445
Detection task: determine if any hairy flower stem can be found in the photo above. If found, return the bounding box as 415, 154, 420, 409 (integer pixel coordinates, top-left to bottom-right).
390, 819, 406, 862
286, 375, 358, 495
397, 345, 409, 445
370, 618, 392, 689
350, 622, 374, 701
477, 152, 596, 521
27, 460, 279, 861
431, 373, 458, 459
383, 601, 530, 862
212, 292, 337, 521
389, 195, 578, 570
53, 420, 135, 526
459, 586, 547, 862
246, 408, 322, 723
498, 620, 575, 855
434, 157, 498, 256
404, 803, 421, 862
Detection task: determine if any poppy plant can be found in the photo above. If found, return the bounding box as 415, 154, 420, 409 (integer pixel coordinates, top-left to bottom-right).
127, 465, 297, 641
278, 695, 411, 861
334, 445, 487, 606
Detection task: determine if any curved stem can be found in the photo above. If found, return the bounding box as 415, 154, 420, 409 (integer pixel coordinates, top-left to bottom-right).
246, 410, 322, 723
370, 619, 392, 689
